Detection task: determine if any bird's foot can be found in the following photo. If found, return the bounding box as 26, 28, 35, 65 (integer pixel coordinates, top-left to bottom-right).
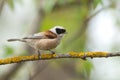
49, 50, 55, 54
81, 52, 87, 60
37, 50, 41, 59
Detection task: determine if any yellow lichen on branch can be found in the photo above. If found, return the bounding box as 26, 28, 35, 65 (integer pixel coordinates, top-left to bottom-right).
69, 52, 108, 58
0, 51, 119, 65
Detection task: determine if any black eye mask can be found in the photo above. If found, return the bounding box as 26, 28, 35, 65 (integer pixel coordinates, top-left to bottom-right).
56, 28, 66, 34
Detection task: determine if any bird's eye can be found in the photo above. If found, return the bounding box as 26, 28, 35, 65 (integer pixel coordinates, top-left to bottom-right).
56, 28, 66, 34
61, 29, 66, 33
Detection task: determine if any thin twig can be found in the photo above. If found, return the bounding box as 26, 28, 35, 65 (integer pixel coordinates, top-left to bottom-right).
88, 4, 112, 20
66, 4, 112, 45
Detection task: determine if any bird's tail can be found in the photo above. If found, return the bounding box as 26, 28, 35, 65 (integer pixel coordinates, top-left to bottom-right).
7, 39, 26, 42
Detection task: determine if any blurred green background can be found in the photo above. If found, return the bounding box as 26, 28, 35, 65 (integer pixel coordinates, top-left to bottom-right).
0, 0, 120, 80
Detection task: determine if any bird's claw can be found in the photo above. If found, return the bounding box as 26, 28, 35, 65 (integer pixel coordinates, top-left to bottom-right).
38, 50, 41, 59
82, 52, 87, 60
49, 50, 55, 54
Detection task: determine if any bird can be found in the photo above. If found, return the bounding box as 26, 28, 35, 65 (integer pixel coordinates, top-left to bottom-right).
7, 26, 67, 58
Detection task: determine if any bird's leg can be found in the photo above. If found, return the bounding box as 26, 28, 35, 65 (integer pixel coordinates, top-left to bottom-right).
82, 52, 87, 60
37, 50, 41, 59
48, 50, 55, 54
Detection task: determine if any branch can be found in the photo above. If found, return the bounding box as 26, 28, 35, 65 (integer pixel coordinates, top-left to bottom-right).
88, 4, 112, 21
64, 5, 112, 46
74, 5, 112, 39
0, 52, 120, 65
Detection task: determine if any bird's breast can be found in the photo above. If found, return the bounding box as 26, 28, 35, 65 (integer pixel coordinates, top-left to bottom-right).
35, 38, 60, 50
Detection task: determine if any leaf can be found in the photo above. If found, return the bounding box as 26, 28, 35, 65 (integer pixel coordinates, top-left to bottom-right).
93, 0, 102, 9
43, 0, 56, 13
7, 0, 14, 10
4, 45, 14, 56
76, 60, 93, 77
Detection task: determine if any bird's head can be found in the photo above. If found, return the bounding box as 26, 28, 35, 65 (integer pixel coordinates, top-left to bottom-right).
50, 26, 67, 37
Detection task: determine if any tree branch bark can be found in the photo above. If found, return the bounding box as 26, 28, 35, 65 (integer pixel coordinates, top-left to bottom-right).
0, 51, 119, 65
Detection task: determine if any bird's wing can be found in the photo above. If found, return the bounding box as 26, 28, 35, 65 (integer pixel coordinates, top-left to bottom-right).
23, 31, 57, 39
44, 30, 57, 39
23, 32, 47, 39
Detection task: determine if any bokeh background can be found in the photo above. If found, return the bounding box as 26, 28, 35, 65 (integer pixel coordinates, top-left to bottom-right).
0, 0, 120, 80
